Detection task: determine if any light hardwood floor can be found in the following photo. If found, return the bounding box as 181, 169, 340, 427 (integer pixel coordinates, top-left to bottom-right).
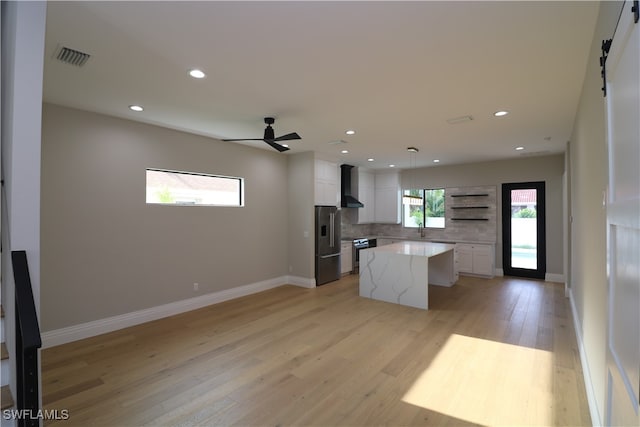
42, 275, 591, 426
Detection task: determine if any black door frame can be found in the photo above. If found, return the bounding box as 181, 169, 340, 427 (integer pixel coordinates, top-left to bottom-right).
501, 181, 546, 279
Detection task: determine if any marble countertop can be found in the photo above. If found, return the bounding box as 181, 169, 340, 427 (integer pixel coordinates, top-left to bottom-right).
363, 241, 455, 257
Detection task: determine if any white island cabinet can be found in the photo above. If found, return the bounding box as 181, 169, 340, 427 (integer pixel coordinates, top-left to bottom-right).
359, 241, 456, 310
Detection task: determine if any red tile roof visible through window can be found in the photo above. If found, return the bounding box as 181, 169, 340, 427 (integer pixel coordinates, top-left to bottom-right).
511, 189, 537, 204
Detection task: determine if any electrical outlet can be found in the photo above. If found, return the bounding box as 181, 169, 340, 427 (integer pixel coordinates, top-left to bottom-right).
193, 282, 199, 291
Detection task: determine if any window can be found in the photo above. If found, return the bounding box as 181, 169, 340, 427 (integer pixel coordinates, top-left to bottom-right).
402, 188, 445, 228
146, 169, 243, 206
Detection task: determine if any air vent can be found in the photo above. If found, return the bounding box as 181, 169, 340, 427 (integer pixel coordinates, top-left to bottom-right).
328, 140, 348, 145
446, 115, 474, 125
54, 46, 91, 67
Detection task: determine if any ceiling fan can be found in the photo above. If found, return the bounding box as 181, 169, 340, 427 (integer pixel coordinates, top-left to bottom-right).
222, 117, 300, 152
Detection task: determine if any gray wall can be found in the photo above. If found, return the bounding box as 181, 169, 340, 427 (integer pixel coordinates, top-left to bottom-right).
568, 1, 622, 423
396, 154, 565, 274
41, 104, 289, 331
287, 152, 315, 279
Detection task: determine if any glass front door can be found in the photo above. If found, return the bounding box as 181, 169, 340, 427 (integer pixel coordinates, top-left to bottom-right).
501, 182, 546, 279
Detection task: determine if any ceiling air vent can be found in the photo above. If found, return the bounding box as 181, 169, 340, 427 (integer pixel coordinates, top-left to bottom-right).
446, 115, 474, 125
54, 46, 91, 67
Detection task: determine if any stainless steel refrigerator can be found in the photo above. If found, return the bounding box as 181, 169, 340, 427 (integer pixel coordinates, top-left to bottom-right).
315, 206, 341, 285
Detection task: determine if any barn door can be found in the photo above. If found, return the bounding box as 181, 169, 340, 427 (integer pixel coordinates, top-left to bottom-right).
604, 2, 640, 426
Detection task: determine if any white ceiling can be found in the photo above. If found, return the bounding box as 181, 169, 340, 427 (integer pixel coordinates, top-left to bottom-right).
43, 1, 600, 169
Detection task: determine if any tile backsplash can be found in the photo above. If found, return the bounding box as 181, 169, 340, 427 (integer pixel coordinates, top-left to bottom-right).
341, 185, 497, 243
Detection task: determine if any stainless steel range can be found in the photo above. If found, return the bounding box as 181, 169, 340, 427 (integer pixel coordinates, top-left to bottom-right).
352, 238, 376, 273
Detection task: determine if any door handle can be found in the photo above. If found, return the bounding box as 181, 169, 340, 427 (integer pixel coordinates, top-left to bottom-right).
329, 212, 335, 247
320, 253, 340, 259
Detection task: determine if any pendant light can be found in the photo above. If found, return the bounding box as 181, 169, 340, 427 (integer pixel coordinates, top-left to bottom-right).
402, 147, 423, 205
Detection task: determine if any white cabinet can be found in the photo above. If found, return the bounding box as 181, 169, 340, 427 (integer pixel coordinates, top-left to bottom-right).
340, 242, 353, 274
374, 171, 401, 224
355, 169, 375, 224
455, 243, 495, 277
314, 160, 338, 206
354, 169, 400, 224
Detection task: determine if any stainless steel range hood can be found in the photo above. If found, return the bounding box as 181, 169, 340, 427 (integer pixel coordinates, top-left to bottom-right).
340, 164, 364, 208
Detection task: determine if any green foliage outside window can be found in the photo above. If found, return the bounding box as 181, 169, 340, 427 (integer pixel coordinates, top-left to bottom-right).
425, 188, 445, 217
514, 207, 536, 218
403, 188, 445, 228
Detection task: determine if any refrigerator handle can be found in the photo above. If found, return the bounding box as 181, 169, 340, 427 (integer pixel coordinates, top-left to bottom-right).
329, 212, 335, 248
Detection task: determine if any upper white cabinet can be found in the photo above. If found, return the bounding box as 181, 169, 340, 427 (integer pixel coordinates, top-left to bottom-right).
355, 169, 375, 223
353, 168, 400, 224
374, 171, 401, 224
314, 159, 338, 206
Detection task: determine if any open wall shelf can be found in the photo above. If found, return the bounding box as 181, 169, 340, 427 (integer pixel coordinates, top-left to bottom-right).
448, 190, 493, 224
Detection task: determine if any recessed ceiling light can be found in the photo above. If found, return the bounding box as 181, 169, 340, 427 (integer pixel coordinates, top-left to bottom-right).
367, 158, 375, 162
433, 159, 440, 163
341, 150, 349, 154
129, 105, 144, 112
515, 146, 525, 151
345, 130, 356, 135
389, 164, 395, 168
494, 110, 509, 117
189, 69, 206, 79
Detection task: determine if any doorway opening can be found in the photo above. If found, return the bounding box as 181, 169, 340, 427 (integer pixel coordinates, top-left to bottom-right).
501, 182, 546, 279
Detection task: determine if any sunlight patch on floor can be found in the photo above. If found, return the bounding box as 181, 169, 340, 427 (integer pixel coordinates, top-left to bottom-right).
402, 334, 553, 426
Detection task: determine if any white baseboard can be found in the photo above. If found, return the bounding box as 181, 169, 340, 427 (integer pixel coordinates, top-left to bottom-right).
496, 268, 504, 276
42, 275, 313, 348
545, 273, 565, 283
285, 275, 316, 288
569, 289, 602, 427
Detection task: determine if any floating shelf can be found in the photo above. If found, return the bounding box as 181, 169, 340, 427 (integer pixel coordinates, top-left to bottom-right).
451, 193, 489, 198
451, 218, 489, 221
450, 206, 489, 210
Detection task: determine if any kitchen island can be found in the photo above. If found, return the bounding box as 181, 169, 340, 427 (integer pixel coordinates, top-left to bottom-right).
359, 241, 456, 310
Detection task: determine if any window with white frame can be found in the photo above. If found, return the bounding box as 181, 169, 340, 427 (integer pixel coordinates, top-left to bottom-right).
146, 169, 244, 206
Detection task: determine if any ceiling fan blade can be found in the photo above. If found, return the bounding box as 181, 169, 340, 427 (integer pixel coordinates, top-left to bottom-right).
264, 140, 290, 152
221, 138, 264, 142
274, 132, 301, 142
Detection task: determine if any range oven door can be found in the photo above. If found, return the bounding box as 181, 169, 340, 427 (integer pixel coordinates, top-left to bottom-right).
352, 239, 369, 272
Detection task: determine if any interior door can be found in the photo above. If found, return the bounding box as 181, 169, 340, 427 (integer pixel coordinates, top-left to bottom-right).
604, 2, 640, 426
501, 182, 546, 279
